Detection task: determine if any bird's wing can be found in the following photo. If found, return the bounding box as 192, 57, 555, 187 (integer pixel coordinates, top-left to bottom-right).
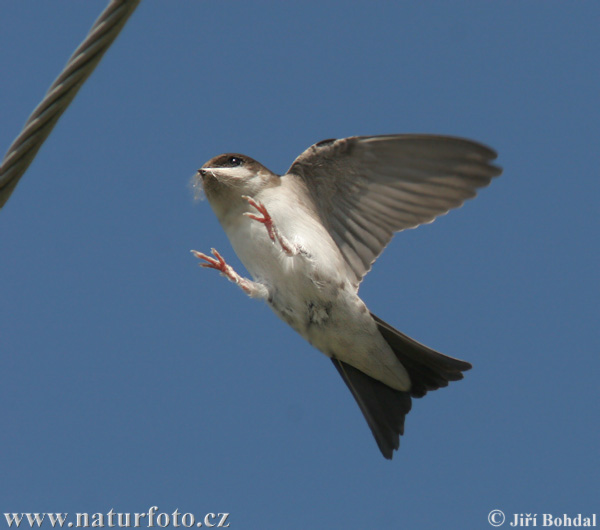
285, 135, 501, 286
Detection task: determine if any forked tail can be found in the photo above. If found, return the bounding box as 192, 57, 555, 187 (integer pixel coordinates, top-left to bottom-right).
333, 312, 472, 459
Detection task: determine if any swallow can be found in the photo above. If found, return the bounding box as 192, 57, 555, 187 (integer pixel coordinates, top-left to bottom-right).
192, 134, 501, 458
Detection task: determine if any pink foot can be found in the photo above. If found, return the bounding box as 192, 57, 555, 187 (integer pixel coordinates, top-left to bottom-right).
191, 248, 268, 299
242, 195, 295, 255
191, 247, 226, 268
242, 195, 277, 241
192, 249, 247, 291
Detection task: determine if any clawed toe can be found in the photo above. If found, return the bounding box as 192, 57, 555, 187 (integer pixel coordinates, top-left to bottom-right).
242, 195, 277, 241
240, 195, 297, 256
191, 248, 227, 271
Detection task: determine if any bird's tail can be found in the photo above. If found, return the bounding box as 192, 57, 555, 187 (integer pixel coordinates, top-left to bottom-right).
332, 312, 471, 459
371, 312, 472, 398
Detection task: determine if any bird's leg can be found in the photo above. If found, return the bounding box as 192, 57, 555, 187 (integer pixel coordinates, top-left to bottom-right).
242, 195, 297, 256
191, 248, 268, 299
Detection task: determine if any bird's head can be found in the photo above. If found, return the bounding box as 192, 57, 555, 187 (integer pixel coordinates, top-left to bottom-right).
196, 154, 279, 205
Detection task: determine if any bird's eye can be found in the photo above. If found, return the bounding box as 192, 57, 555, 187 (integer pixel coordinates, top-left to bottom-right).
228, 156, 243, 167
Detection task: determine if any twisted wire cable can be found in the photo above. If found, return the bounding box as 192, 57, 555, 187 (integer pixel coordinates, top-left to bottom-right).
0, 0, 141, 210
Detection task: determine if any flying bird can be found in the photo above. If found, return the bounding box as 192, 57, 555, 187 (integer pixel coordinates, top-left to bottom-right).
192, 134, 501, 459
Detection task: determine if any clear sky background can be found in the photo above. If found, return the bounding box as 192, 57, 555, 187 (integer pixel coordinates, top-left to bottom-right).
1, 2, 598, 528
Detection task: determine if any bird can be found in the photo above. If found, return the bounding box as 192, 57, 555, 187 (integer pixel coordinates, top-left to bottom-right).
191, 134, 501, 459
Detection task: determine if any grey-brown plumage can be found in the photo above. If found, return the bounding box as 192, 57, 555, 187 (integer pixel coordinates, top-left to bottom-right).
287, 135, 501, 285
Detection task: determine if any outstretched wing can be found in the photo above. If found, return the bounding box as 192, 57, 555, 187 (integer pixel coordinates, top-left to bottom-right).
286, 135, 501, 286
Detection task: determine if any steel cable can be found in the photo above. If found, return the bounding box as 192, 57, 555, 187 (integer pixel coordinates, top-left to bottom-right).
0, 0, 141, 210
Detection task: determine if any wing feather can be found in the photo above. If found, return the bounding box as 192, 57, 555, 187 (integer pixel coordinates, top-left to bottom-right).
285, 134, 501, 285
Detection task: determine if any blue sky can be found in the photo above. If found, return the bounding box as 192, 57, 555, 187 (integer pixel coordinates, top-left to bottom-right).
1, 2, 598, 528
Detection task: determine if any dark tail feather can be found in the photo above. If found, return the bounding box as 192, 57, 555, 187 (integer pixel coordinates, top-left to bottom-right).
332, 358, 411, 459
333, 313, 472, 459
371, 312, 472, 398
